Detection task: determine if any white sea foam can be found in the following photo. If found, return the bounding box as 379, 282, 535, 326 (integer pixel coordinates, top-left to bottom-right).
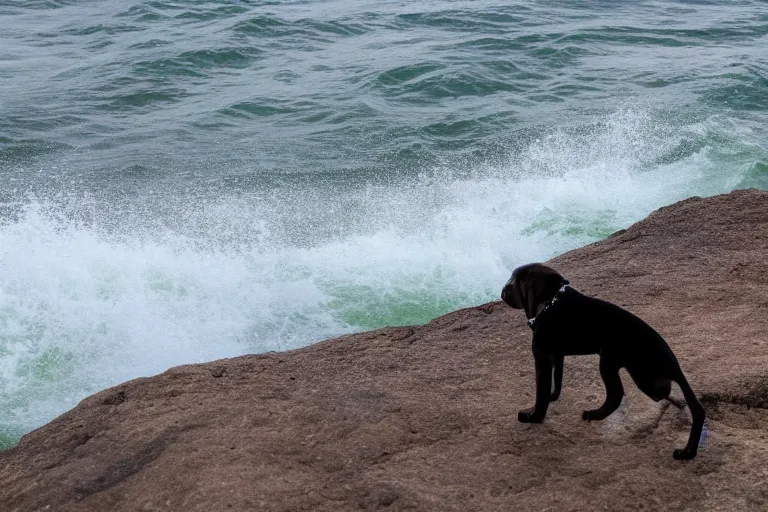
0, 108, 751, 441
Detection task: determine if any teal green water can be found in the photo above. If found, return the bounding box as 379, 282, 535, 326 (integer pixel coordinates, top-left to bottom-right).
0, 0, 766, 445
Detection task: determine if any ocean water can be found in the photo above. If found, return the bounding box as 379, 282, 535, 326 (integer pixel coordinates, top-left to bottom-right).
0, 0, 766, 447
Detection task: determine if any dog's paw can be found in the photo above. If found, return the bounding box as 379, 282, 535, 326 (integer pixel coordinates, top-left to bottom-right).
549, 392, 560, 402
673, 447, 697, 460
518, 408, 544, 423
582, 409, 600, 422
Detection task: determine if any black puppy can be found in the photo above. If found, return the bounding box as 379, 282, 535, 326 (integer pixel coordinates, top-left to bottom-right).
501, 263, 705, 460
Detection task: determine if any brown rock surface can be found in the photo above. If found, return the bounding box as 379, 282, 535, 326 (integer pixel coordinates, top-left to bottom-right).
2, 189, 768, 511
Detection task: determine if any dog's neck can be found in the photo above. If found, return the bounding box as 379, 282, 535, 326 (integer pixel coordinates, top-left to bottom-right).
528, 283, 570, 329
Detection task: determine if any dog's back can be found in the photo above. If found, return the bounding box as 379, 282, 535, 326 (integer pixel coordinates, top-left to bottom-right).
533, 287, 682, 375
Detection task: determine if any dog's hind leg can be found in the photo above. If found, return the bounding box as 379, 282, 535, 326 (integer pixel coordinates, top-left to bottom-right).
582, 357, 624, 421
666, 395, 686, 409
629, 372, 673, 403
630, 371, 685, 407
671, 374, 706, 460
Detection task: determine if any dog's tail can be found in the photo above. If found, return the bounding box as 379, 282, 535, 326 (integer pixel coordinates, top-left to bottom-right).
674, 374, 706, 457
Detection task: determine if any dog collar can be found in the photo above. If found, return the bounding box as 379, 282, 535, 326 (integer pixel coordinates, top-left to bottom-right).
527, 283, 570, 329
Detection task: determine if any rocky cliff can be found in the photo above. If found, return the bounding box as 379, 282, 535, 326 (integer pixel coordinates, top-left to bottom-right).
2, 189, 768, 511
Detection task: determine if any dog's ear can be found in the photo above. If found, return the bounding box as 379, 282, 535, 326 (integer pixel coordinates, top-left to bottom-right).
521, 264, 566, 319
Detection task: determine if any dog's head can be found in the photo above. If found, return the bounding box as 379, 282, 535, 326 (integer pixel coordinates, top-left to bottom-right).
501, 263, 567, 319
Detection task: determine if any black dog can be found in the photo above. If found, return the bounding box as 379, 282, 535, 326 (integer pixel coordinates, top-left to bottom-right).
501, 263, 705, 460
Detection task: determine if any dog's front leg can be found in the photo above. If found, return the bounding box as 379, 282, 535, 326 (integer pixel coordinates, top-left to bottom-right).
518, 354, 552, 423
550, 354, 564, 401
